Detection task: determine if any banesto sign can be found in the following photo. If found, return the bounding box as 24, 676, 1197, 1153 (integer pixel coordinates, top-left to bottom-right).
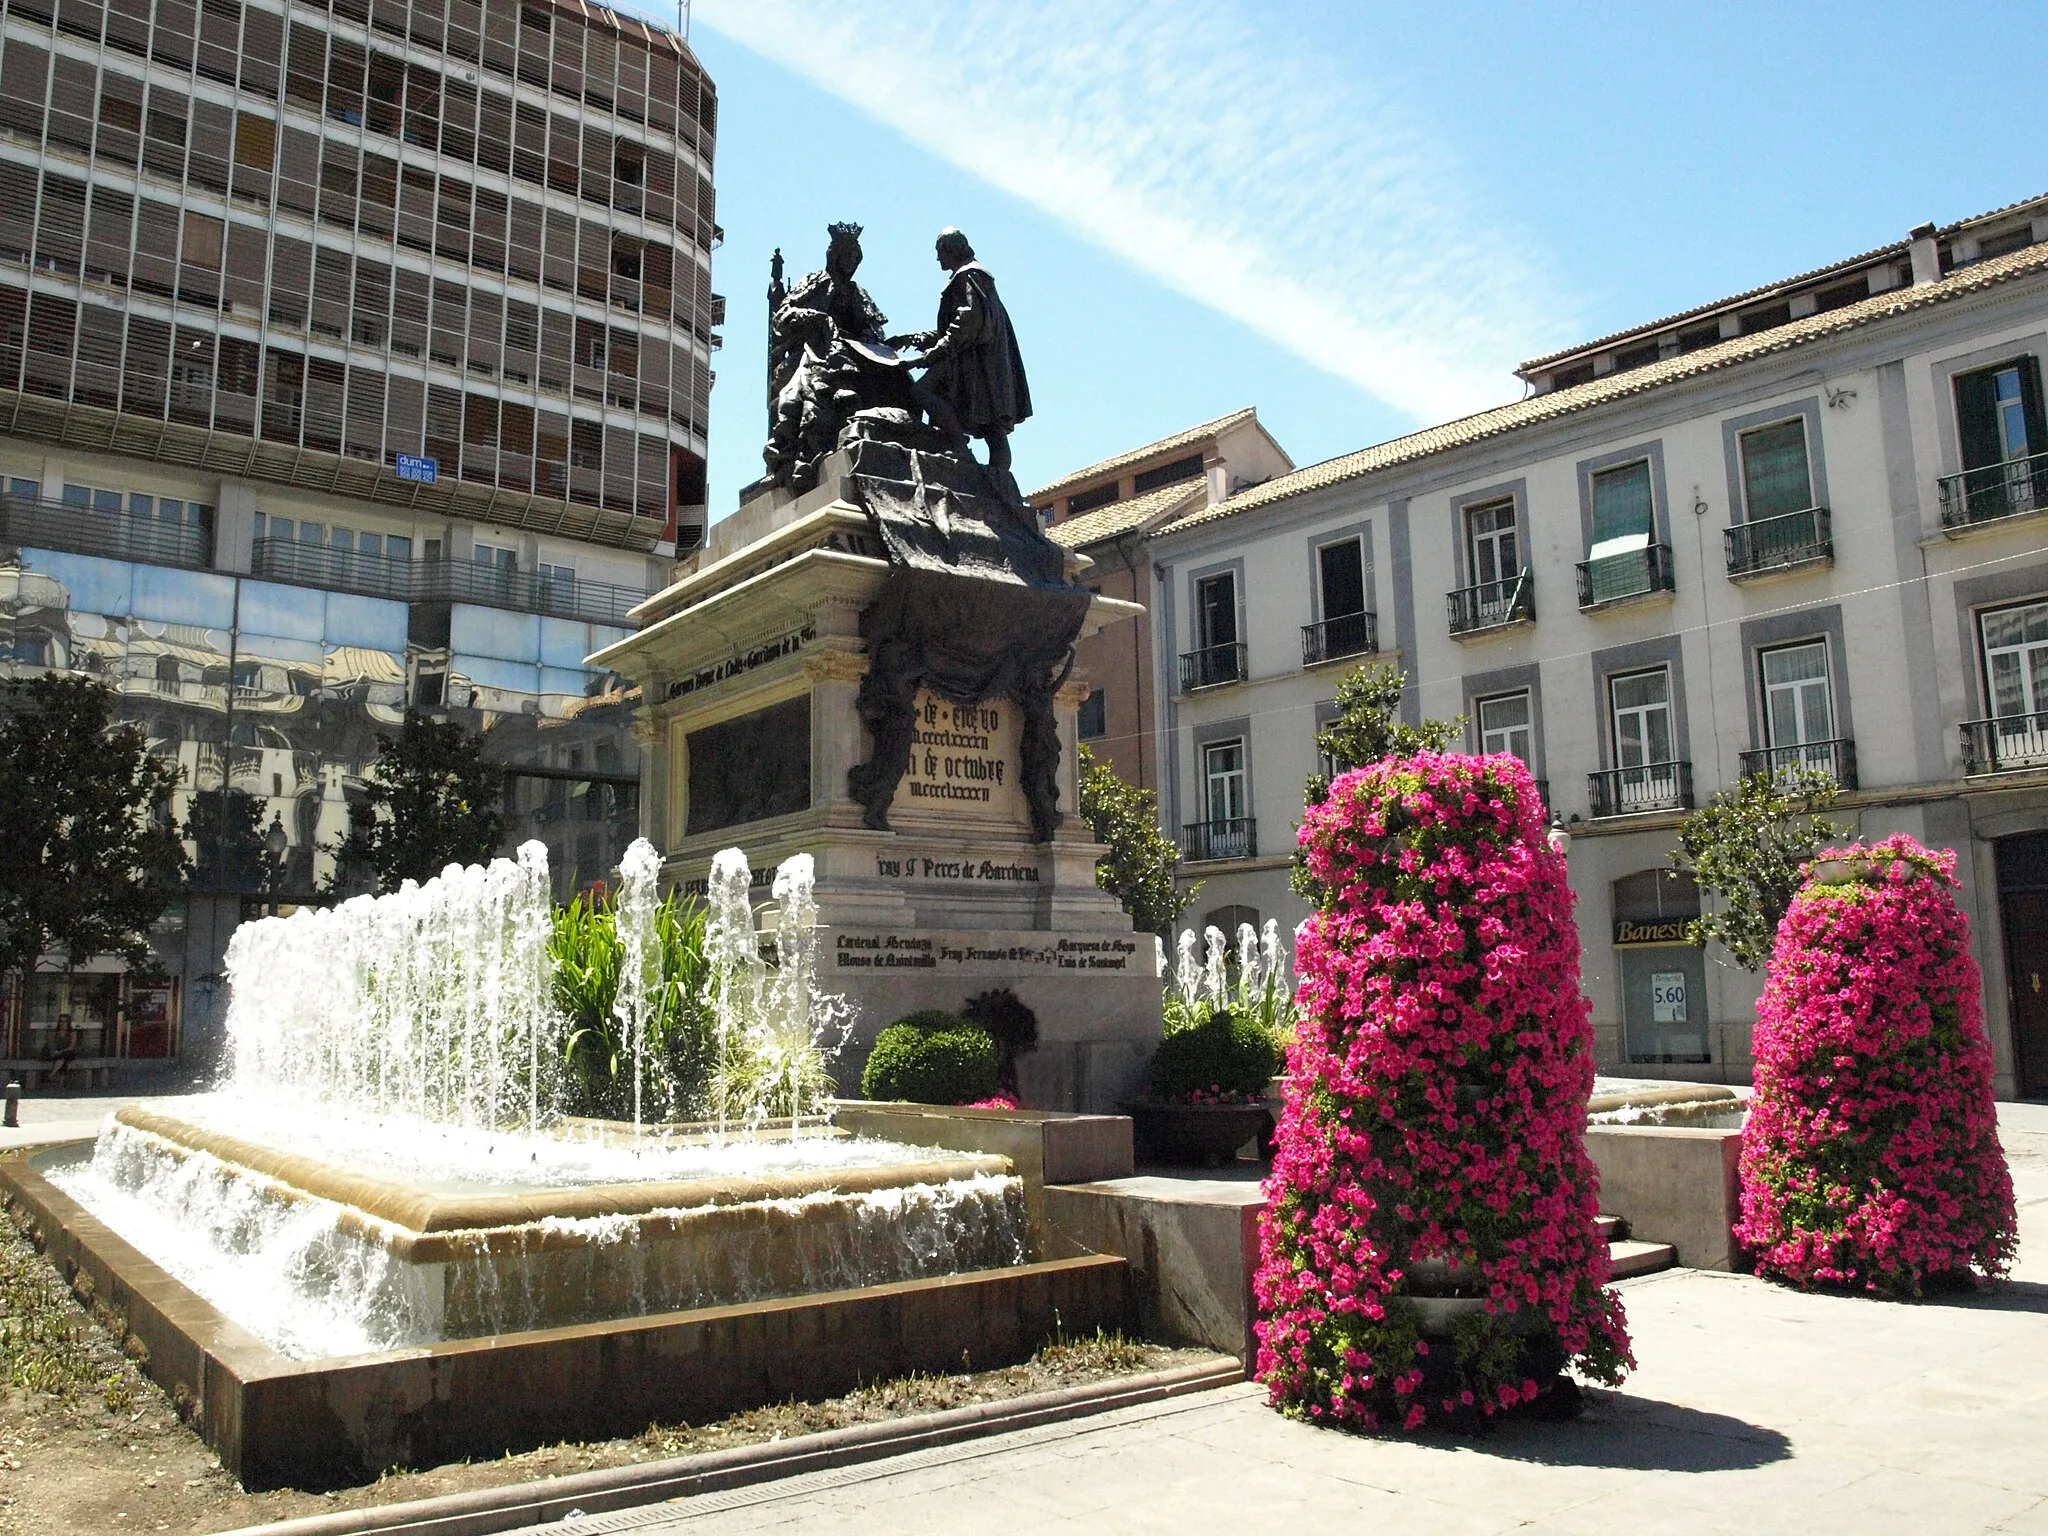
1613, 918, 1691, 946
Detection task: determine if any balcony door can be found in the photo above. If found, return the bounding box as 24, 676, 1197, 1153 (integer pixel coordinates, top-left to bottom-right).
1315, 537, 1369, 658
1587, 460, 1655, 602
1203, 739, 1246, 827
1760, 641, 1835, 775
1465, 498, 1521, 621
1611, 668, 1674, 810
1983, 599, 2048, 764
1956, 359, 2048, 519
1192, 570, 1240, 686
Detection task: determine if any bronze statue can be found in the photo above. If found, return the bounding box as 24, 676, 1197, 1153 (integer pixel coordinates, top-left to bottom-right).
763, 223, 913, 492
896, 230, 1032, 477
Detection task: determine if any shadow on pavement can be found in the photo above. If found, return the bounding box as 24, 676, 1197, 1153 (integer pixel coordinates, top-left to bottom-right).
1484, 1395, 1792, 1473
1919, 1279, 2048, 1315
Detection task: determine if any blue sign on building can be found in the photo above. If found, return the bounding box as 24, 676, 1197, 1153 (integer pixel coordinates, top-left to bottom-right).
395, 454, 438, 484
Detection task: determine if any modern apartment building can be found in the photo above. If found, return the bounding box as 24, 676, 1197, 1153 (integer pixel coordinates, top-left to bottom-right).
1032, 408, 1292, 793
1151, 193, 2048, 1097
0, 0, 719, 1068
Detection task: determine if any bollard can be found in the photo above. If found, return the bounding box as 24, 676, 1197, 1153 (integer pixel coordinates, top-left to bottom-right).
3, 1079, 19, 1129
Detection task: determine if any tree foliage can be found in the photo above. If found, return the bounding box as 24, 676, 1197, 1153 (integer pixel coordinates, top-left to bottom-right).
0, 675, 186, 980
1671, 766, 1846, 971
1076, 744, 1195, 936
332, 710, 504, 895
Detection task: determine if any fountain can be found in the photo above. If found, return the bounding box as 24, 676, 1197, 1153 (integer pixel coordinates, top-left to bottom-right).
1, 840, 1127, 1488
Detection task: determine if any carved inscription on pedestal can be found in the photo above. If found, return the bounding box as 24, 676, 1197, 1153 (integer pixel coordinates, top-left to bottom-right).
890, 690, 1029, 826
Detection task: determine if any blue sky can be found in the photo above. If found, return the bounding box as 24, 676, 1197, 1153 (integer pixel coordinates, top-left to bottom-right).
659, 2, 2048, 519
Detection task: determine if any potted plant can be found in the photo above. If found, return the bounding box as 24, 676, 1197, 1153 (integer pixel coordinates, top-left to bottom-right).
1123, 1008, 1281, 1166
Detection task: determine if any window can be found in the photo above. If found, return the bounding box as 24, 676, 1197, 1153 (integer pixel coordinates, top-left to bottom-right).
6, 478, 36, 500
1586, 459, 1658, 603
1957, 360, 2045, 471
1202, 739, 1246, 825
475, 540, 516, 569
537, 560, 575, 603
1077, 687, 1106, 740
1613, 870, 1709, 1064
1982, 601, 2048, 761
1067, 483, 1118, 516
1607, 667, 1681, 812
1478, 691, 1532, 764
1760, 642, 1834, 761
1133, 453, 1204, 494
1187, 570, 1241, 687
1739, 419, 1815, 521
1204, 904, 1261, 941
1465, 496, 1521, 615
1310, 535, 1371, 660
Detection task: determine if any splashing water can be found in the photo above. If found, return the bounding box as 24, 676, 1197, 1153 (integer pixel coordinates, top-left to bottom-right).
224, 841, 559, 1133
613, 839, 666, 1128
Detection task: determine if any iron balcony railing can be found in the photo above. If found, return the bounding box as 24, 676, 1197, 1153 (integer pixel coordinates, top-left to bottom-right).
1938, 450, 2048, 531
1179, 641, 1247, 692
0, 492, 210, 569
1577, 543, 1676, 608
1447, 571, 1533, 635
1738, 739, 1859, 789
1301, 610, 1378, 666
1725, 506, 1832, 578
250, 538, 413, 600
1587, 760, 1693, 818
1962, 713, 2048, 775
1181, 817, 1256, 862
249, 540, 644, 625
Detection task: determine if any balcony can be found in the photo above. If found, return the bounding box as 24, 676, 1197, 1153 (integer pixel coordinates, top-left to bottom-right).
1962, 714, 2048, 776
0, 492, 210, 570
251, 538, 412, 601
410, 560, 644, 626
1180, 642, 1246, 692
1447, 572, 1533, 636
1182, 817, 1257, 862
250, 541, 645, 625
1725, 506, 1832, 579
1577, 543, 1676, 608
1738, 739, 1858, 789
1939, 450, 2048, 531
1588, 761, 1693, 818
1301, 610, 1378, 667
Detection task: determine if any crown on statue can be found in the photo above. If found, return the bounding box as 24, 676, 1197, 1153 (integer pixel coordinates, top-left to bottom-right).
827, 221, 864, 242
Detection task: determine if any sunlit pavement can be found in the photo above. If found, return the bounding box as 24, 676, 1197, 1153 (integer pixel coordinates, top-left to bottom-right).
574, 1102, 2048, 1536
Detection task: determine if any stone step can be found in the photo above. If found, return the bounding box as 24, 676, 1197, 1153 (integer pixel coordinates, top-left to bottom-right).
1596, 1213, 1623, 1241
1607, 1238, 1676, 1279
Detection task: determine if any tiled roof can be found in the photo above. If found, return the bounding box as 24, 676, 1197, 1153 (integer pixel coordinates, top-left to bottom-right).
1167, 240, 2048, 538
1519, 191, 2048, 373
1028, 408, 1255, 503
1049, 480, 1205, 550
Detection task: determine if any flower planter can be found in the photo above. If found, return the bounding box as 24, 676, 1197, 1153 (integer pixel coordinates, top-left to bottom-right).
1122, 1100, 1273, 1168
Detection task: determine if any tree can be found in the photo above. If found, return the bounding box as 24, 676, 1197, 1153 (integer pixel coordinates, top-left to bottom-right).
187, 788, 271, 894
0, 675, 187, 983
1671, 765, 1846, 972
1293, 663, 1462, 903
1076, 745, 1196, 937
331, 710, 504, 894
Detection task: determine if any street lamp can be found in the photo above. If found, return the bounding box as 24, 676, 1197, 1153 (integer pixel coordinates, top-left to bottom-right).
264, 814, 288, 910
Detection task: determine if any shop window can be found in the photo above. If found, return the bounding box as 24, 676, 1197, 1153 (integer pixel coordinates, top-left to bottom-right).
1612, 870, 1708, 1064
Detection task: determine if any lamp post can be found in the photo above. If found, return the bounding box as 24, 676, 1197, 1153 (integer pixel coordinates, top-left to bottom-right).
264, 813, 288, 912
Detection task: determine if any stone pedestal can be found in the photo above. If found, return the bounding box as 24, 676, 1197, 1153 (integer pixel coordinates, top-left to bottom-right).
592, 455, 1159, 1111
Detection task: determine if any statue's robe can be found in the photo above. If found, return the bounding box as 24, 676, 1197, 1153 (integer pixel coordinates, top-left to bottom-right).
918, 263, 1031, 438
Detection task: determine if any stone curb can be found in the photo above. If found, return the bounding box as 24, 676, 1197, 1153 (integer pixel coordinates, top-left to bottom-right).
218, 1357, 1246, 1536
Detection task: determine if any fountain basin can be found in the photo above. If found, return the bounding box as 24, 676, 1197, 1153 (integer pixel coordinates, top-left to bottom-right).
3, 1141, 1128, 1489
59, 1107, 1040, 1351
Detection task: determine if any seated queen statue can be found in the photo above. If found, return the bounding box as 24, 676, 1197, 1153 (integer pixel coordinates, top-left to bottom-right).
763, 222, 918, 493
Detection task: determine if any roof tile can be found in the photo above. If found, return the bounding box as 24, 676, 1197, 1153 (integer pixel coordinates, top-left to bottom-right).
1028, 408, 1255, 502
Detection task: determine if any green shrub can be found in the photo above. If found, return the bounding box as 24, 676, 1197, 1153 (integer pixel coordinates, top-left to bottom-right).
861, 1012, 1000, 1104
1148, 1009, 1281, 1103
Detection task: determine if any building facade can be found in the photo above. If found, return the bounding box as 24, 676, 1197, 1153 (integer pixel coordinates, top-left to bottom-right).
1152, 195, 2048, 1097
1031, 408, 1292, 793
0, 0, 719, 1070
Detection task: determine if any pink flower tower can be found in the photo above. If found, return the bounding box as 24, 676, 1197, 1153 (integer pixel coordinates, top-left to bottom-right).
1737, 835, 2016, 1296
1255, 753, 1631, 1430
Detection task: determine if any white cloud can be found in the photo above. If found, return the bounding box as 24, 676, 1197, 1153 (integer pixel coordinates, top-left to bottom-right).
683, 0, 1578, 423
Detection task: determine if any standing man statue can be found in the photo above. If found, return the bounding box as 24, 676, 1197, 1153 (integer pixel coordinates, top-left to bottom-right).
896, 229, 1032, 481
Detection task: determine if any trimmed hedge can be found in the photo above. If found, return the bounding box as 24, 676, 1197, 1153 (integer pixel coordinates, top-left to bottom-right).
1149, 1008, 1280, 1102
860, 1011, 1000, 1105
